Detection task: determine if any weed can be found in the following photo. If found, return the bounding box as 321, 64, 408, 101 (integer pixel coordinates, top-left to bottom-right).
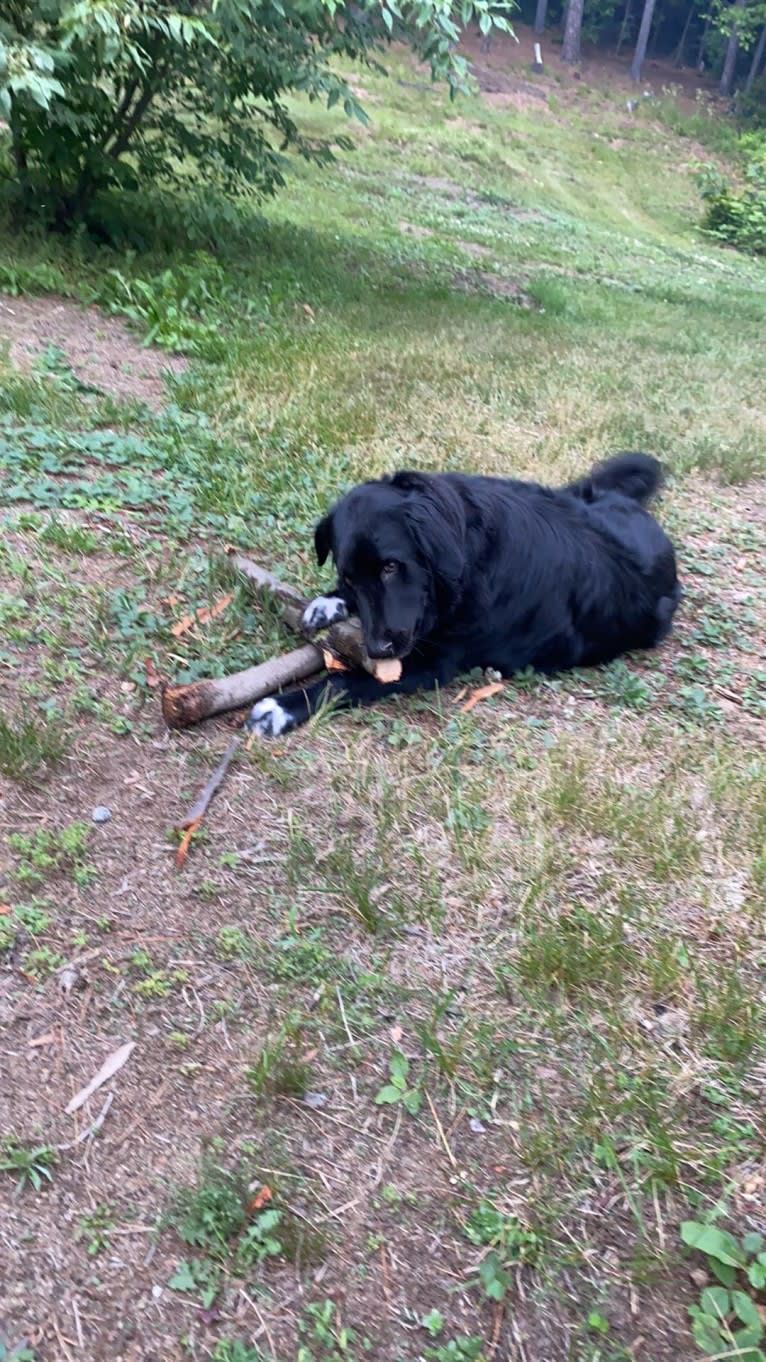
77, 1202, 116, 1255
233, 1207, 284, 1271
424, 1340, 487, 1362
246, 1021, 313, 1098
375, 1049, 422, 1117
297, 1300, 369, 1360
169, 1155, 249, 1259
215, 926, 254, 961
464, 1202, 542, 1301
23, 945, 64, 980
0, 713, 68, 781
682, 1221, 766, 1357
168, 1256, 223, 1309
598, 659, 655, 710
8, 822, 94, 888
0, 1138, 57, 1195
212, 1343, 268, 1362
90, 257, 252, 358
0, 900, 52, 954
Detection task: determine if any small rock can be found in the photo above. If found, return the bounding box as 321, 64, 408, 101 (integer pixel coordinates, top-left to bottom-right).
303, 1091, 328, 1110
58, 967, 83, 994
469, 1117, 486, 1134
151, 1284, 163, 1300
92, 806, 112, 824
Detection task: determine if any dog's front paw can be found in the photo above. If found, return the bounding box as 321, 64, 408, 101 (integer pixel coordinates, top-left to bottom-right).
302, 595, 349, 634
246, 697, 296, 740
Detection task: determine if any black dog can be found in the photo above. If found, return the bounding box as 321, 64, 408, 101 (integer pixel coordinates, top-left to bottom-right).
248, 452, 680, 738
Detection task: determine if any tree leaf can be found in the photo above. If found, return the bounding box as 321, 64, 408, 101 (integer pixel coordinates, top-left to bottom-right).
375, 1084, 402, 1105
681, 1221, 745, 1267
700, 1286, 730, 1319
731, 1293, 763, 1333
743, 1233, 764, 1256
168, 1260, 196, 1292
389, 1050, 409, 1084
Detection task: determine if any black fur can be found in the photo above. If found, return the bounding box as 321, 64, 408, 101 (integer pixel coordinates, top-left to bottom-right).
249, 452, 681, 735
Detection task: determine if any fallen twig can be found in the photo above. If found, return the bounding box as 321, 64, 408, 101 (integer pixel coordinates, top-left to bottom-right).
425, 1091, 458, 1168
162, 644, 322, 729
459, 681, 504, 713
173, 736, 241, 868
55, 1092, 114, 1151
65, 1041, 135, 1114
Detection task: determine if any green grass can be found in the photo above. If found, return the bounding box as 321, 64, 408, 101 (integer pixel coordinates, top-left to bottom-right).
0, 38, 765, 1362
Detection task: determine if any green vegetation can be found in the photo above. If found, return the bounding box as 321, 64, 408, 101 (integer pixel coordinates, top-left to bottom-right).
0, 32, 764, 1362
0, 0, 510, 232
697, 137, 766, 253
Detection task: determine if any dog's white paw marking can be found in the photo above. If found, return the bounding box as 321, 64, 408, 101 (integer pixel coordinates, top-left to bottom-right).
302, 595, 348, 633
247, 697, 293, 739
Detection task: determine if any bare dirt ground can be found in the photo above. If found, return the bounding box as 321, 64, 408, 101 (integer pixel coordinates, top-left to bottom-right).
0, 294, 186, 410
459, 21, 722, 106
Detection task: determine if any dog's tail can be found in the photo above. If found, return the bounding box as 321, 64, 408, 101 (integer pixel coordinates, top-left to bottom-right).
565, 452, 664, 506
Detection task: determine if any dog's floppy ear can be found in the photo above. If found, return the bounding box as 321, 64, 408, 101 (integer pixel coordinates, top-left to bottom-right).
314, 511, 334, 566
392, 471, 466, 604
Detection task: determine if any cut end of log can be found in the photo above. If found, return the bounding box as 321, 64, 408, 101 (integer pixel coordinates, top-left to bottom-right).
161, 681, 219, 729
372, 659, 403, 684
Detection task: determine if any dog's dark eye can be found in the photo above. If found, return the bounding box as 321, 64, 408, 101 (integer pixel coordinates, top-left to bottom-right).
381, 561, 398, 579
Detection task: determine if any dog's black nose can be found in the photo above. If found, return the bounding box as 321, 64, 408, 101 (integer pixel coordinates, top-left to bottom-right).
367, 638, 395, 659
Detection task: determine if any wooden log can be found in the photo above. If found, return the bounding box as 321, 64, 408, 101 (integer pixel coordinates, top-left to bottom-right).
226, 551, 307, 634
162, 644, 322, 728
161, 553, 390, 729
226, 548, 380, 675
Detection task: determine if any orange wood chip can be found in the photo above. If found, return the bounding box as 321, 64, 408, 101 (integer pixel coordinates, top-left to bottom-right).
171, 593, 233, 637
372, 659, 402, 683
323, 648, 350, 672
174, 815, 202, 869
249, 1185, 273, 1213
460, 681, 504, 713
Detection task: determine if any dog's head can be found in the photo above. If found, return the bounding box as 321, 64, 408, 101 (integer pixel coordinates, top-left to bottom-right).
314, 471, 467, 660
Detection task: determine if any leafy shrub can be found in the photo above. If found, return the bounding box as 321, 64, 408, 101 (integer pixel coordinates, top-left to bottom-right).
695, 142, 766, 255
88, 254, 258, 357
0, 0, 513, 233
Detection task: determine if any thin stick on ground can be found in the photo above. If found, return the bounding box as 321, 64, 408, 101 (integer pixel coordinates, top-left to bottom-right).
55, 1093, 114, 1152
173, 735, 241, 868
425, 1091, 458, 1169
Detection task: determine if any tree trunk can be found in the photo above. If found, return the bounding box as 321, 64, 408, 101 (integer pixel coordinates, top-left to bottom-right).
745, 21, 766, 91
616, 0, 633, 54
672, 4, 695, 66
630, 0, 658, 79
561, 0, 584, 62
534, 0, 549, 36
697, 9, 711, 69
719, 0, 746, 95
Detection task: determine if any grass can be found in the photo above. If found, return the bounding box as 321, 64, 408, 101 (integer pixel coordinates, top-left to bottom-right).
0, 32, 764, 1362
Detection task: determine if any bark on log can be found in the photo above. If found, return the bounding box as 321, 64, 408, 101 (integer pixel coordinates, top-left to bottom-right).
161, 553, 379, 728
162, 644, 323, 728
226, 549, 376, 671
